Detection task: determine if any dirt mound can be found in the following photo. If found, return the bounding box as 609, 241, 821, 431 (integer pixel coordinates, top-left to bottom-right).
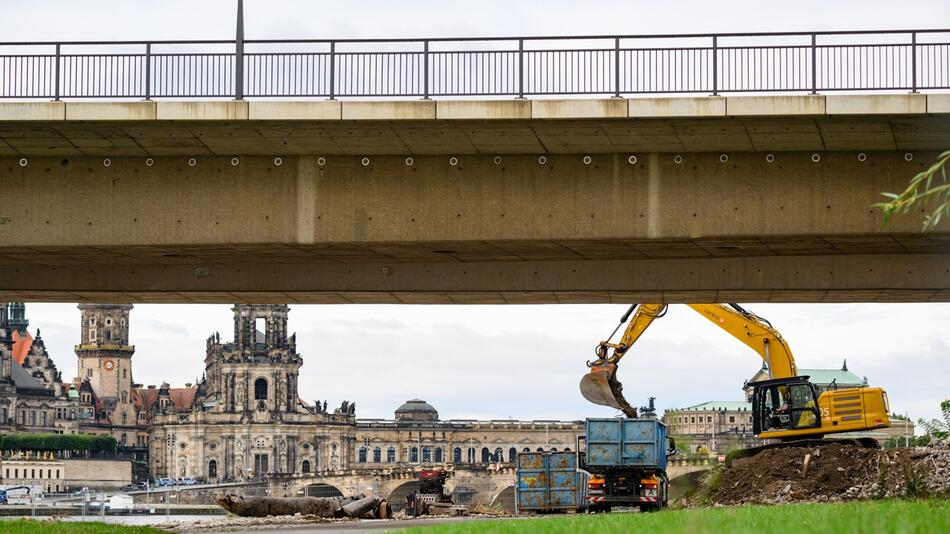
709, 439, 950, 505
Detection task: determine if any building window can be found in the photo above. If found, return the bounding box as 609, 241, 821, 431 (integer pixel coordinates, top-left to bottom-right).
522, 447, 530, 453
358, 447, 367, 463
422, 447, 432, 463
87, 369, 93, 378
56, 469, 60, 478
121, 412, 127, 424
120, 433, 127, 445
493, 448, 504, 462
453, 447, 462, 463
372, 447, 381, 463
707, 416, 712, 423
30, 411, 36, 426
434, 448, 443, 463
123, 369, 127, 379
301, 460, 310, 474
255, 437, 266, 448
208, 460, 218, 478
467, 448, 475, 463
729, 416, 735, 423
254, 379, 267, 401
105, 331, 112, 341
387, 447, 396, 463
509, 448, 517, 463
89, 329, 96, 341
410, 447, 418, 463
481, 448, 490, 463
40, 412, 47, 426
691, 417, 695, 423
253, 454, 268, 475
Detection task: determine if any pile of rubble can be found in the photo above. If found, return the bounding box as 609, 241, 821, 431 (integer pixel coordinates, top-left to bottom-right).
709, 439, 950, 505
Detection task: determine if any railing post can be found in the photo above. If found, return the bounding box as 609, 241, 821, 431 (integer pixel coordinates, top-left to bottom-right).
517, 38, 524, 99
235, 0, 245, 100
712, 35, 718, 96
810, 33, 817, 94
144, 43, 151, 100
423, 40, 429, 99
910, 31, 917, 93
613, 36, 620, 98
53, 43, 61, 101
329, 41, 336, 100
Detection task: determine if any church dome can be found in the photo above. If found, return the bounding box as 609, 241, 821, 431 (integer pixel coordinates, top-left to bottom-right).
395, 399, 439, 422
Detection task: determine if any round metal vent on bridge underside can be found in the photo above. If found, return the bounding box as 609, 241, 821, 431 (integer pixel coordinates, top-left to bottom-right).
231, 157, 240, 166
582, 155, 592, 165
449, 156, 459, 166
673, 154, 683, 164
18, 158, 28, 167
493, 156, 503, 165
188, 157, 198, 167
317, 157, 327, 167
811, 153, 821, 163
904, 152, 914, 162
719, 154, 729, 163
537, 155, 547, 165
103, 158, 112, 167
273, 157, 283, 166
405, 157, 414, 166
627, 155, 637, 165
145, 158, 154, 167
361, 157, 371, 167
765, 154, 775, 163
857, 153, 867, 162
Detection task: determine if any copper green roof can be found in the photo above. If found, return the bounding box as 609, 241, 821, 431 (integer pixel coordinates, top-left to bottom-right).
798, 368, 866, 387
676, 401, 752, 412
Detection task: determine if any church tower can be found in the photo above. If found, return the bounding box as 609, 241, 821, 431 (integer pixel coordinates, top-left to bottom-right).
75, 304, 136, 431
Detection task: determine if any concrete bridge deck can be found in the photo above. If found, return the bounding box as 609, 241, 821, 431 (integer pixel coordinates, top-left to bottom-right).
1, 95, 948, 304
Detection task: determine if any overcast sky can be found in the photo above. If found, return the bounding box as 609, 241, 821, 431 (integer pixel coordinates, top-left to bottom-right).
5, 1, 950, 425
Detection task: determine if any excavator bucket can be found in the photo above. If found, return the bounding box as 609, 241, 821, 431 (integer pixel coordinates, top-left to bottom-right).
580, 363, 637, 417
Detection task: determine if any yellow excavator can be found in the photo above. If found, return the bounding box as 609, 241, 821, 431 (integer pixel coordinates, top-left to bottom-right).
581, 304, 891, 443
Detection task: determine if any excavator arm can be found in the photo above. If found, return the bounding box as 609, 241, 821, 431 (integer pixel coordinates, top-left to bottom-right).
580, 303, 797, 416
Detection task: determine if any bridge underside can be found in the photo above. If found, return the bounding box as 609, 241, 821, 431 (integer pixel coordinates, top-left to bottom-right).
1, 98, 948, 304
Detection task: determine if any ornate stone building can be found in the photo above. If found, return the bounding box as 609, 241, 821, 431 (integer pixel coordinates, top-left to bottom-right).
3, 302, 585, 482
144, 305, 356, 481
353, 400, 583, 468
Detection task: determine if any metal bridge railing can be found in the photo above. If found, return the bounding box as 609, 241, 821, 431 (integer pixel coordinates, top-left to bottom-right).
0, 30, 947, 100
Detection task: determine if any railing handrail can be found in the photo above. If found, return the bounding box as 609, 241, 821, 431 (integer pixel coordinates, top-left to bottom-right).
1, 28, 949, 47
1, 28, 948, 101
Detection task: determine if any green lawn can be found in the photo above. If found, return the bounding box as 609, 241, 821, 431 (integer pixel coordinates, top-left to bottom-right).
405, 499, 950, 534
0, 520, 164, 534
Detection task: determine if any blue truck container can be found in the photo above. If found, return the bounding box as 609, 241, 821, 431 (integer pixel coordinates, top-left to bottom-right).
586, 418, 668, 471
583, 418, 671, 512
516, 451, 587, 513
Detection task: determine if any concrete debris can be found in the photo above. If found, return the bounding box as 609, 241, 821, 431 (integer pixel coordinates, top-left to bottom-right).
708, 439, 950, 505
215, 493, 388, 519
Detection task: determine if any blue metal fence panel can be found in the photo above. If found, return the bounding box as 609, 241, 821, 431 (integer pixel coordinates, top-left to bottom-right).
517, 451, 585, 512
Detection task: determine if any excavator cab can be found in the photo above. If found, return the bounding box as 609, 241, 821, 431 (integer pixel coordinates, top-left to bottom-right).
750, 376, 822, 436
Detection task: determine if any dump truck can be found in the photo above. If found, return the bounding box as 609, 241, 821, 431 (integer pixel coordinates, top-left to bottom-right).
581, 418, 674, 512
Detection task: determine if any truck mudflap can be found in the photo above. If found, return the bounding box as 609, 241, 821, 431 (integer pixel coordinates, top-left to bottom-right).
587, 495, 658, 503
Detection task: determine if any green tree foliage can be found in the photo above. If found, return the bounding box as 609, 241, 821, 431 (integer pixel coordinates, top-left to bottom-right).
917, 400, 950, 440
876, 151, 950, 230
0, 433, 117, 452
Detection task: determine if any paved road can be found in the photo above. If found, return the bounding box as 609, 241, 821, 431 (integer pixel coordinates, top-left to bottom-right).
189, 517, 520, 533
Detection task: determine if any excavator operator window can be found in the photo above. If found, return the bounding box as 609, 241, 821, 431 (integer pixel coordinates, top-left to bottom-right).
757, 382, 821, 432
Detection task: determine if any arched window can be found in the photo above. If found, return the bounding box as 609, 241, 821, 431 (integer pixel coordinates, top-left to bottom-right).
387, 447, 396, 463
254, 379, 268, 400
508, 447, 517, 463
410, 447, 419, 463
467, 448, 475, 463
373, 447, 381, 463
120, 433, 127, 445
564, 447, 571, 452
422, 447, 432, 463
551, 447, 558, 452
481, 447, 490, 463
208, 459, 218, 478
523, 447, 530, 453
121, 412, 127, 424
301, 460, 310, 474
453, 447, 462, 463
537, 447, 544, 452
434, 448, 443, 463
358, 447, 367, 463
493, 448, 504, 462
121, 392, 127, 403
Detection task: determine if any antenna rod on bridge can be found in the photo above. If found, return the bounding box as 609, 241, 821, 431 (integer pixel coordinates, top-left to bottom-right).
235, 0, 245, 100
